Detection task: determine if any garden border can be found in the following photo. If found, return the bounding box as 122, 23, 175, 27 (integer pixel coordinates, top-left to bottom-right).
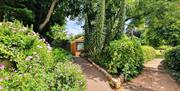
80, 54, 124, 89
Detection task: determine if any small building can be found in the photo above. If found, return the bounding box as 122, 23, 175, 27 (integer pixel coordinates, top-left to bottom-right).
70, 37, 84, 57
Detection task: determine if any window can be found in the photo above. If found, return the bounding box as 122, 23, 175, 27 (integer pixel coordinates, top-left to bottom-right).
76, 42, 84, 51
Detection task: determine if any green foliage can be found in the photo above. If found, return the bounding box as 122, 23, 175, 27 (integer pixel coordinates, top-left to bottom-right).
84, 0, 106, 55
0, 21, 86, 90
0, 71, 49, 91
0, 5, 35, 24
0, 0, 83, 40
165, 45, 180, 71
164, 45, 180, 83
99, 37, 144, 80
141, 46, 156, 62
53, 62, 86, 91
47, 24, 68, 47
158, 45, 173, 50
144, 1, 180, 47
155, 45, 173, 58
52, 48, 72, 63
84, 0, 126, 58
144, 19, 180, 47
126, 0, 180, 47
0, 44, 14, 60
155, 50, 164, 58
0, 62, 86, 91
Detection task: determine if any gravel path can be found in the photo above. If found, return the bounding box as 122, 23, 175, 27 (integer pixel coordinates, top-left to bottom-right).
74, 57, 180, 91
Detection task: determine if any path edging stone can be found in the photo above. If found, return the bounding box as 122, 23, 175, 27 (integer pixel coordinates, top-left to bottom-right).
80, 54, 124, 89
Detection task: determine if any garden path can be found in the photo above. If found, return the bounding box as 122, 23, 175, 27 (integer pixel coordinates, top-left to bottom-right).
122, 58, 180, 91
73, 57, 114, 91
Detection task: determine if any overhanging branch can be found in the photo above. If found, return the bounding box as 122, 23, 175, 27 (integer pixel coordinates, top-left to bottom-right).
39, 0, 59, 31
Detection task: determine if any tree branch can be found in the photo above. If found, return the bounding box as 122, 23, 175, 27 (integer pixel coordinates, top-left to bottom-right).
39, 0, 59, 31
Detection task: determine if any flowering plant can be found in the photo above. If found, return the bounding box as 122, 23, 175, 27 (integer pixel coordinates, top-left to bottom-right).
0, 21, 87, 90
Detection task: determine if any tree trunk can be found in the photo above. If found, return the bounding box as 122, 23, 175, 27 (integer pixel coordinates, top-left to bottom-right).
39, 0, 59, 31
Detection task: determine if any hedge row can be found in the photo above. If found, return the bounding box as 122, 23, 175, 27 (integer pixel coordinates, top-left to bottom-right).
141, 46, 156, 62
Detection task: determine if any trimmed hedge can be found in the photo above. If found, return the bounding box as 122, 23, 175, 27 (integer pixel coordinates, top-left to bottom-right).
0, 21, 86, 90
101, 38, 144, 80
158, 45, 173, 50
155, 45, 173, 58
141, 46, 156, 62
164, 45, 180, 83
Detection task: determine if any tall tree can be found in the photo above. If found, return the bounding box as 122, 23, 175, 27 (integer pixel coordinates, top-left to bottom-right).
104, 0, 126, 47
0, 0, 83, 38
94, 0, 105, 53
125, 0, 180, 46
84, 0, 127, 55
84, 0, 105, 55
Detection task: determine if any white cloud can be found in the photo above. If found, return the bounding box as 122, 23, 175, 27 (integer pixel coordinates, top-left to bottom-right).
65, 18, 84, 36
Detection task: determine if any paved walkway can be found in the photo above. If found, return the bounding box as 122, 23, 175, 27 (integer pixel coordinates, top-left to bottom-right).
73, 57, 114, 91
122, 58, 180, 91
74, 58, 180, 91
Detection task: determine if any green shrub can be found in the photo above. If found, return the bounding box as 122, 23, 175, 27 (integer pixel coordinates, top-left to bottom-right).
0, 21, 86, 90
158, 45, 173, 50
0, 62, 86, 91
155, 45, 173, 58
141, 46, 156, 62
164, 45, 180, 83
52, 48, 72, 63
101, 38, 144, 80
53, 62, 86, 91
47, 24, 67, 47
165, 45, 180, 71
155, 50, 164, 58
0, 71, 49, 91
0, 44, 15, 60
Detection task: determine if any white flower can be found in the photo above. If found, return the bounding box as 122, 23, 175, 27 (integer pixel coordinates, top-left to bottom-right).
25, 56, 33, 61
47, 44, 52, 51
0, 86, 3, 90
5, 77, 9, 80
37, 45, 43, 49
33, 52, 37, 55
32, 31, 37, 36
0, 78, 3, 82
39, 39, 45, 42
19, 74, 24, 77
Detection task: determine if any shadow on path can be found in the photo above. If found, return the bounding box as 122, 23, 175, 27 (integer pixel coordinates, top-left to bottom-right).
123, 58, 180, 91
73, 57, 114, 91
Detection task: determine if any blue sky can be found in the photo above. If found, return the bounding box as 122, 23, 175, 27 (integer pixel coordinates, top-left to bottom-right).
65, 18, 84, 36
65, 18, 131, 36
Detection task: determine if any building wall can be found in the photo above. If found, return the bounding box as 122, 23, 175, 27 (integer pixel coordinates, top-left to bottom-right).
71, 42, 81, 57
